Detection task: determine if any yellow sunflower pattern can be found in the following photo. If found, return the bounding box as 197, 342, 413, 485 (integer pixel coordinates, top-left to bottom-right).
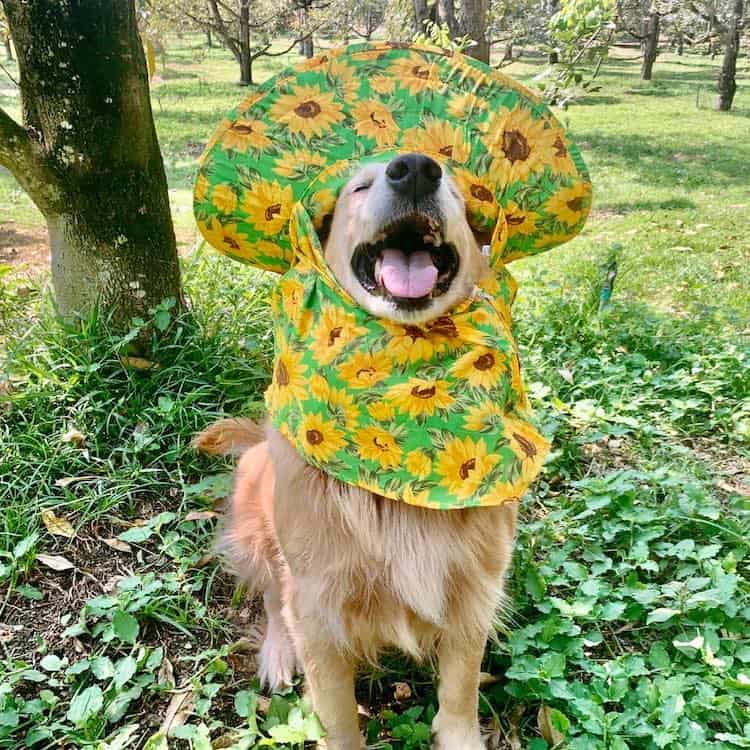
259, 203, 550, 510
195, 42, 592, 275
193, 41, 593, 509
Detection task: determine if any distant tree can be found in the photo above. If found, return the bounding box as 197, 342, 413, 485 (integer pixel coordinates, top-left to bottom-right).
0, 0, 181, 333
0, 6, 11, 60
462, 0, 491, 60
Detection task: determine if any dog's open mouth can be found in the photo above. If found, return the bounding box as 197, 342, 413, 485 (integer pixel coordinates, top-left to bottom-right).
350, 214, 459, 308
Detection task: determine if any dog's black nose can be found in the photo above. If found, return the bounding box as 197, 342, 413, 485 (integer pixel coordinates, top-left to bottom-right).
385, 153, 442, 200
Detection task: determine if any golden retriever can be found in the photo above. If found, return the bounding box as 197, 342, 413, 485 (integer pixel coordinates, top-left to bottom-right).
195, 153, 519, 750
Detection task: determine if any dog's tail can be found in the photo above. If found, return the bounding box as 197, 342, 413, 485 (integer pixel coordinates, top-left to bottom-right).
192, 418, 265, 457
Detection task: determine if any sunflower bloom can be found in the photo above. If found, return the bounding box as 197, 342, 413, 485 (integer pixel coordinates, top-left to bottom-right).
405, 449, 432, 479
504, 200, 540, 237
310, 305, 366, 365
381, 320, 442, 364
338, 350, 392, 389
269, 84, 345, 139
389, 54, 443, 95
197, 218, 249, 259
463, 402, 504, 432
351, 100, 399, 148
502, 415, 547, 480
446, 92, 487, 119
387, 378, 454, 418
357, 425, 402, 469
545, 125, 578, 177
451, 346, 508, 389
280, 277, 306, 320
221, 119, 272, 151
452, 168, 498, 228
241, 180, 293, 235
324, 387, 360, 428
368, 401, 395, 421
546, 182, 591, 226
273, 149, 327, 180
483, 107, 557, 185
211, 184, 238, 215
195, 173, 209, 203
266, 341, 308, 409
436, 436, 498, 500
297, 412, 346, 463
402, 119, 470, 163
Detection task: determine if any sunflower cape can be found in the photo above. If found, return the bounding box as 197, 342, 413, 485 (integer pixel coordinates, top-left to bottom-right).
195, 42, 592, 510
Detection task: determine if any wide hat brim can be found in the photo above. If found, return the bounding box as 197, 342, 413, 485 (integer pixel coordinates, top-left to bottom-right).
194, 42, 592, 273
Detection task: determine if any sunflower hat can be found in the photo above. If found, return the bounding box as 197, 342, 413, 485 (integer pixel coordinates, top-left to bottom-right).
195, 42, 592, 510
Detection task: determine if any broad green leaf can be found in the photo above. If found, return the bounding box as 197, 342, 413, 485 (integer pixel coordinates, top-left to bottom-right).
112, 610, 139, 644
67, 685, 104, 726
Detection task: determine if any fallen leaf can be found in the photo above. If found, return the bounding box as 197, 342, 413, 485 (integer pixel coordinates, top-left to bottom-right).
61, 428, 86, 446
393, 682, 412, 701
479, 672, 501, 686
717, 480, 750, 497
538, 704, 565, 747
120, 356, 160, 370
102, 538, 132, 553
558, 367, 574, 384
256, 695, 271, 714
193, 553, 215, 568
41, 510, 75, 538
37, 553, 75, 572
158, 656, 175, 688
159, 689, 195, 736
184, 510, 218, 522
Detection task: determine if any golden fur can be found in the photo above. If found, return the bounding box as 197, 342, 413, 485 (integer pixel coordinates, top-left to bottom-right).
194, 162, 520, 750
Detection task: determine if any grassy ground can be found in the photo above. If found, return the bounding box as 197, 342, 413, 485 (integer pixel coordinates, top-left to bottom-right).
1, 36, 749, 750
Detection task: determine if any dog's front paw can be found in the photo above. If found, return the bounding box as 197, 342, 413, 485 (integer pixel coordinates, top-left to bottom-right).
432, 712, 484, 750
258, 624, 300, 691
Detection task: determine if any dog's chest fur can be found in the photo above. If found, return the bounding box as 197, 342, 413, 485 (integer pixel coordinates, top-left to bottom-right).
267, 428, 518, 660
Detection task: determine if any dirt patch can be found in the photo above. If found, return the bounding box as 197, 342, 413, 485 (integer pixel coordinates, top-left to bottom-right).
0, 222, 200, 275
0, 222, 49, 270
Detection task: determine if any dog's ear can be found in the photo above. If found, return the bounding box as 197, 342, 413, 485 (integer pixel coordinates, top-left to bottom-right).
317, 213, 333, 247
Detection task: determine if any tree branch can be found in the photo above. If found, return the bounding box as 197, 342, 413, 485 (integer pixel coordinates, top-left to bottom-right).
0, 105, 57, 213
0, 104, 31, 174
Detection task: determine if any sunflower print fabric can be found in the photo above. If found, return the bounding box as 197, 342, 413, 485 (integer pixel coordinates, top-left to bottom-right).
195, 42, 593, 509
263, 203, 550, 510
194, 41, 592, 270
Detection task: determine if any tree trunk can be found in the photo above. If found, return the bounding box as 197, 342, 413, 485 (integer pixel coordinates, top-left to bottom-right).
238, 0, 252, 84
716, 0, 743, 110
503, 41, 514, 61
0, 0, 180, 333
640, 10, 659, 80
413, 0, 429, 34
461, 0, 490, 63
206, 27, 212, 47
676, 30, 684, 55
437, 0, 460, 37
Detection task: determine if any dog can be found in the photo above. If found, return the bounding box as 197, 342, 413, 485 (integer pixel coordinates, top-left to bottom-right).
195, 153, 520, 750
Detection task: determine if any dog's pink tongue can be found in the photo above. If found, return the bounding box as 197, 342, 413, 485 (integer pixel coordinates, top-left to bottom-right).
380, 249, 438, 299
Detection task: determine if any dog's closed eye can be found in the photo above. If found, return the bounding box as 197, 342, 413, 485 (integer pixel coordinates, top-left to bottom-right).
351, 183, 371, 193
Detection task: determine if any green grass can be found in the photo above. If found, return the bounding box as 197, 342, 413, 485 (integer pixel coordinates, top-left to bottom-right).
1, 35, 749, 750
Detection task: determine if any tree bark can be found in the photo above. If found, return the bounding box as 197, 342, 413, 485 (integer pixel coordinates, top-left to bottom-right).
206, 27, 212, 47
239, 0, 252, 84
437, 0, 459, 37
461, 0, 490, 63
412, 0, 430, 34
0, 0, 180, 332
640, 10, 659, 80
716, 0, 743, 110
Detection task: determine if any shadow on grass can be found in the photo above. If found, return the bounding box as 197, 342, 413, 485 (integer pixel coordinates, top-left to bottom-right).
600, 197, 696, 213
580, 132, 749, 189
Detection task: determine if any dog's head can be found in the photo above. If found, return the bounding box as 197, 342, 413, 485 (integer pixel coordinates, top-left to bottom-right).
323, 153, 490, 323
